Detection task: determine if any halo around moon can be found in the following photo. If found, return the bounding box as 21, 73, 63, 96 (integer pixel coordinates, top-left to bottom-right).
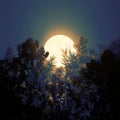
44, 35, 76, 67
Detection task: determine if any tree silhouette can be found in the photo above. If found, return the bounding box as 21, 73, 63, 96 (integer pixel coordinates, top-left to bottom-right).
1, 37, 120, 120
0, 38, 49, 119
4, 47, 14, 63
82, 49, 120, 120
108, 38, 120, 57
60, 37, 97, 120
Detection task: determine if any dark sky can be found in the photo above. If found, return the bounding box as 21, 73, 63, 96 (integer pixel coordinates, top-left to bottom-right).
0, 0, 120, 58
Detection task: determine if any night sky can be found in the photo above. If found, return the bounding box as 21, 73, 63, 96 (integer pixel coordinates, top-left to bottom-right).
0, 0, 120, 58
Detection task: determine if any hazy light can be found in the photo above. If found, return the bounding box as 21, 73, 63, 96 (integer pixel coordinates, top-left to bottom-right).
44, 35, 76, 67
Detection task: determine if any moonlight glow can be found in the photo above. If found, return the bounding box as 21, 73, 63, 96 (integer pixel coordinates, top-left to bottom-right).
44, 35, 76, 67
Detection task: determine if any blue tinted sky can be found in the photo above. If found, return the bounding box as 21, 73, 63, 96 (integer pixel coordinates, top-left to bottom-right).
0, 0, 120, 58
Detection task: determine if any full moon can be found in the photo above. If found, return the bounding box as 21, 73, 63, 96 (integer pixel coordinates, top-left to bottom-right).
44, 35, 76, 67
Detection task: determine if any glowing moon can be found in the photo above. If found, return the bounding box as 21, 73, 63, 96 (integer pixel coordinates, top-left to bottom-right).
44, 35, 76, 67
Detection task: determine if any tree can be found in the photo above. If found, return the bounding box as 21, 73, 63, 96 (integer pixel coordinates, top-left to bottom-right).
60, 37, 96, 120
0, 38, 50, 119
108, 38, 120, 58
4, 47, 14, 63
82, 49, 120, 120
2, 37, 120, 120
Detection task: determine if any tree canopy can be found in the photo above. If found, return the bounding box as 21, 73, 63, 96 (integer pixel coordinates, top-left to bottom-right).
0, 37, 120, 120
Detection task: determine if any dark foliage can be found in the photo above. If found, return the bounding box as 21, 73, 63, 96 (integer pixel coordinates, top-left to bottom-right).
0, 38, 120, 120
82, 49, 120, 120
0, 38, 48, 120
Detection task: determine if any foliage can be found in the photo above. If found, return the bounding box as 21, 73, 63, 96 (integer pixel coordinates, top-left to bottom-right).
61, 37, 97, 120
82, 49, 120, 120
0, 37, 120, 120
108, 38, 120, 57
